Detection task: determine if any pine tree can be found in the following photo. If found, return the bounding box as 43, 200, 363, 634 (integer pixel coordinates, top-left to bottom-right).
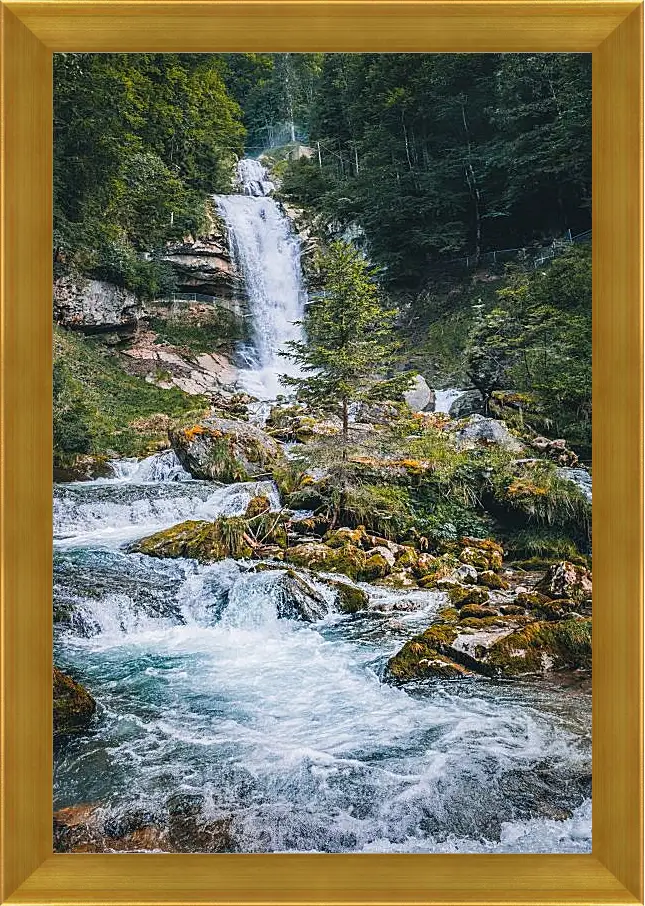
281, 241, 415, 455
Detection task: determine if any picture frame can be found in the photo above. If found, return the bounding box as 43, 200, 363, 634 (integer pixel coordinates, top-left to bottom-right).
0, 1, 642, 903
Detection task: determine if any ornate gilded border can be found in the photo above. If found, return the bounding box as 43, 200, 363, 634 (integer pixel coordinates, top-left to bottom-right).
1, 3, 642, 903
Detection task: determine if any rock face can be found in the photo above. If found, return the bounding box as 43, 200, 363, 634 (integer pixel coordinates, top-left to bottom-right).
122, 329, 238, 398
53, 667, 96, 736
449, 390, 485, 419
454, 415, 525, 453
535, 561, 592, 603
54, 276, 142, 332
170, 417, 284, 482
403, 374, 436, 412
162, 234, 241, 298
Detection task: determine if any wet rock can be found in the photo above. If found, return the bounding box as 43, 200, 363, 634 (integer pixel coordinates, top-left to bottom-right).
362, 550, 393, 580
454, 415, 524, 453
54, 276, 142, 332
166, 793, 237, 853
448, 586, 490, 608
535, 561, 592, 603
448, 389, 485, 419
53, 667, 96, 737
478, 570, 508, 590
325, 578, 369, 614
458, 603, 499, 620
170, 416, 283, 483
131, 518, 253, 563
268, 570, 329, 621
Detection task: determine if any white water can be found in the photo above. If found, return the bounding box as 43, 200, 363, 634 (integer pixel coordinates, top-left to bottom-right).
215, 159, 306, 400
54, 465, 591, 853
434, 388, 463, 414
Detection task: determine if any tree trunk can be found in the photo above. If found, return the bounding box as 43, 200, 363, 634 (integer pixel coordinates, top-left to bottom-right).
342, 398, 349, 460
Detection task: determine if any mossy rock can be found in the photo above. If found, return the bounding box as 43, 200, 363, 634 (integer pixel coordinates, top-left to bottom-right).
516, 591, 550, 609
245, 495, 271, 518
395, 546, 419, 569
324, 525, 369, 549
374, 570, 418, 589
284, 541, 367, 580
170, 416, 283, 483
386, 623, 460, 682
530, 598, 579, 621
448, 586, 490, 608
285, 487, 326, 511
53, 667, 96, 737
326, 579, 369, 614
485, 617, 592, 675
362, 552, 391, 581
535, 561, 592, 603
459, 603, 499, 620
478, 570, 508, 590
500, 604, 526, 616
131, 518, 253, 563
459, 547, 490, 571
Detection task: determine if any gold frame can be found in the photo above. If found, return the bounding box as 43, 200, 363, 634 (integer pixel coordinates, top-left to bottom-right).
0, 2, 642, 903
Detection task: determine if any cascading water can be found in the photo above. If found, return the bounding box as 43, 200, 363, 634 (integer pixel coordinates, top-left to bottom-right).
215, 159, 306, 400
54, 453, 591, 853
52, 163, 591, 855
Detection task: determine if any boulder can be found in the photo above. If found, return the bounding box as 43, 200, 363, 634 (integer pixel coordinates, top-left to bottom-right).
284, 541, 367, 581
454, 415, 525, 453
354, 401, 404, 425
535, 561, 592, 603
403, 375, 436, 412
131, 518, 253, 563
448, 586, 490, 608
267, 570, 329, 621
478, 570, 509, 590
448, 390, 485, 419
483, 617, 592, 675
53, 667, 96, 737
532, 436, 579, 467
54, 276, 142, 332
170, 416, 284, 482
325, 578, 369, 614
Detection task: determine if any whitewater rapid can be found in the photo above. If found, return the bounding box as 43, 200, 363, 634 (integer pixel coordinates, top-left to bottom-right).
215, 159, 306, 401
54, 451, 591, 853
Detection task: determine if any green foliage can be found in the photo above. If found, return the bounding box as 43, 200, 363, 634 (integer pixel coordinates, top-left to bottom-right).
54, 53, 245, 295
280, 53, 591, 289
462, 247, 592, 454
53, 326, 207, 462
281, 241, 415, 447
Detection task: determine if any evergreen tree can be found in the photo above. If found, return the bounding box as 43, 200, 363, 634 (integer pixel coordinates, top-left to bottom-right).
281, 241, 415, 454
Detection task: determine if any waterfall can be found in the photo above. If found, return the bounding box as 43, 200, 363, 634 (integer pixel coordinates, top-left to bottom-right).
215, 159, 306, 401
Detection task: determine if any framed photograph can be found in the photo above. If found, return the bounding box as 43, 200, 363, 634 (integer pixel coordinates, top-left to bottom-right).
1, 2, 642, 904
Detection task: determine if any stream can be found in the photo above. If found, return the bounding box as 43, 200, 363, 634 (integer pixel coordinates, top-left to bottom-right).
53, 159, 591, 853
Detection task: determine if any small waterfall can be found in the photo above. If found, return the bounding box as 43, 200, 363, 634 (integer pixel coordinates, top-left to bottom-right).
215, 159, 306, 400
109, 450, 191, 484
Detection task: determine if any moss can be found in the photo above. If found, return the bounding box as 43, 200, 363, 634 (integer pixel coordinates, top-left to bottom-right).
326, 579, 369, 614
478, 570, 508, 589
362, 552, 391, 581
53, 667, 96, 737
448, 586, 490, 608
245, 495, 271, 518
387, 624, 460, 682
486, 618, 592, 674
132, 517, 253, 563
458, 603, 499, 620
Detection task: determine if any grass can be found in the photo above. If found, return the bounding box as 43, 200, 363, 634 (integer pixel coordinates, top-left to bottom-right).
54, 325, 208, 462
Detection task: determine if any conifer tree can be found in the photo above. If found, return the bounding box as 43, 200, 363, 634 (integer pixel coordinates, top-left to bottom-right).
281, 241, 415, 455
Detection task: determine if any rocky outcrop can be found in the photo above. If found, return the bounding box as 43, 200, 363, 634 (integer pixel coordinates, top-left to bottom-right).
53, 667, 96, 736
535, 561, 592, 603
162, 232, 241, 299
454, 415, 525, 453
170, 417, 284, 483
403, 375, 436, 412
449, 390, 485, 419
122, 329, 238, 398
54, 276, 142, 332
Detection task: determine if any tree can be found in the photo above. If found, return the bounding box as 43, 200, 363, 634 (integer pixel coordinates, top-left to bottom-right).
281, 241, 415, 455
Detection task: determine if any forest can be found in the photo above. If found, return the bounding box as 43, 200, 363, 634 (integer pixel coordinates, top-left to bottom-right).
53, 53, 593, 856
